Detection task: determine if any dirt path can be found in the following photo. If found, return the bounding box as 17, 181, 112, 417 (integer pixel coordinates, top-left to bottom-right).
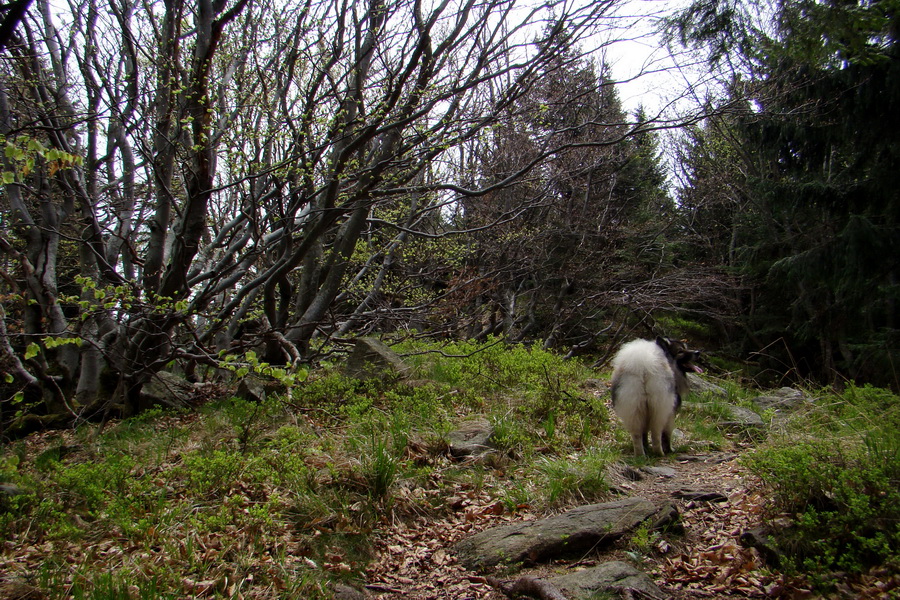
365, 449, 786, 599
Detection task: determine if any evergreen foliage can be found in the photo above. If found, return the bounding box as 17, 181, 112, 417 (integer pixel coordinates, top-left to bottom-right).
673, 0, 900, 385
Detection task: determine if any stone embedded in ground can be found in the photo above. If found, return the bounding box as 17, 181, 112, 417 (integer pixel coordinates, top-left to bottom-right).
740, 526, 782, 567
752, 387, 807, 412
332, 583, 368, 600
687, 373, 728, 398
717, 405, 766, 433
672, 452, 737, 464
447, 418, 494, 458
0, 483, 25, 497
673, 489, 728, 503
648, 502, 682, 533
641, 466, 677, 478
690, 402, 767, 434
619, 464, 644, 481
343, 337, 411, 380
549, 560, 668, 600
453, 497, 656, 571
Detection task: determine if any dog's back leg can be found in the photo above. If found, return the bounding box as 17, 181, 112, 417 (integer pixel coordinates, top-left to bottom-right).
631, 432, 647, 456
648, 428, 664, 456
661, 409, 677, 454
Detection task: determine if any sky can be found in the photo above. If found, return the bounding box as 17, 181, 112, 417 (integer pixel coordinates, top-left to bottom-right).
599, 0, 710, 118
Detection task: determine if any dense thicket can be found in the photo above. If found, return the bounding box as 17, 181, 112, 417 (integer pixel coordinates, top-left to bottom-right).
1, 0, 718, 430
674, 0, 900, 386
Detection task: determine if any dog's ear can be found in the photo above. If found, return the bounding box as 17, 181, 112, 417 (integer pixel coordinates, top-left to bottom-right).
655, 337, 671, 353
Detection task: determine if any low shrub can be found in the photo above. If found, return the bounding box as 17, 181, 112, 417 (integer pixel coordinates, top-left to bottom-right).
744, 385, 900, 576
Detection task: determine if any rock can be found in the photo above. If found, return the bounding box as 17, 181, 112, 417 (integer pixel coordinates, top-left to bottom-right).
0, 483, 26, 497
740, 526, 782, 567
717, 405, 766, 433
332, 583, 368, 600
752, 387, 807, 412
648, 502, 682, 533
687, 373, 727, 398
453, 497, 657, 571
673, 489, 728, 503
236, 376, 267, 403
672, 452, 737, 464
641, 466, 677, 478
447, 418, 494, 458
343, 337, 411, 380
549, 561, 667, 600
620, 465, 644, 481
139, 371, 196, 410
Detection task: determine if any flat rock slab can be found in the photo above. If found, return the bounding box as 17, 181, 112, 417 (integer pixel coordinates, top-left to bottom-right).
550, 560, 667, 600
752, 387, 807, 412
448, 418, 494, 458
641, 466, 677, 478
718, 405, 766, 431
453, 497, 656, 571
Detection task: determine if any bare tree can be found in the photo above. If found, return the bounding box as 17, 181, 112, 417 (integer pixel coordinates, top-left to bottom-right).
2, 0, 651, 424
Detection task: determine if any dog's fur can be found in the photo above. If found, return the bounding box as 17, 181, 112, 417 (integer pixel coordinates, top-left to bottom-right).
610, 337, 702, 456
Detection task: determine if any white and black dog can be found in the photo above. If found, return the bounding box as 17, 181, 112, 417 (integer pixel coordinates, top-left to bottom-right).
610, 337, 702, 456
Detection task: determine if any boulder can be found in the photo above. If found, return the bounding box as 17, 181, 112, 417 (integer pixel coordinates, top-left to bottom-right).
236, 376, 267, 403
549, 561, 668, 600
0, 483, 26, 497
343, 337, 411, 380
582, 378, 607, 390
0, 483, 28, 512
687, 373, 728, 398
139, 371, 196, 410
453, 497, 657, 571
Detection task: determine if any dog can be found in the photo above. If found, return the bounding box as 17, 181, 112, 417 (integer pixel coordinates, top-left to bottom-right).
610, 337, 702, 456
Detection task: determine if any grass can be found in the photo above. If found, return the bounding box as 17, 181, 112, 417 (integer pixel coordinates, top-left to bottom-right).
1, 339, 896, 597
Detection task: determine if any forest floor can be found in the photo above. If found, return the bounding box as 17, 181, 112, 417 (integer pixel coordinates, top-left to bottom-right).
2, 365, 896, 600
362, 434, 793, 600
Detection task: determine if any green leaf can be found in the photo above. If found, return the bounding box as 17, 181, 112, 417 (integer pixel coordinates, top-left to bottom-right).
24, 343, 40, 360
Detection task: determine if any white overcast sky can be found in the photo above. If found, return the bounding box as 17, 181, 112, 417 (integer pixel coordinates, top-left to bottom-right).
598, 0, 712, 119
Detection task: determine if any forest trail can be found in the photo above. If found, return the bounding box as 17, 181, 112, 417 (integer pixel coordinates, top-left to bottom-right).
364, 444, 786, 599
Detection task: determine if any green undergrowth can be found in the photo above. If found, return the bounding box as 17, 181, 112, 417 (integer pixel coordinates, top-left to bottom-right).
1, 339, 896, 597
744, 384, 900, 585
